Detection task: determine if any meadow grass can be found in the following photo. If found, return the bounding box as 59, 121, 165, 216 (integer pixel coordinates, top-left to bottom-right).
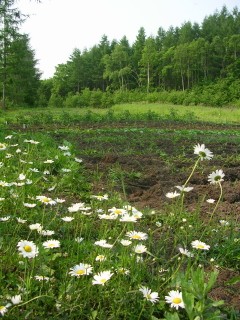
0, 126, 239, 319
1, 102, 240, 126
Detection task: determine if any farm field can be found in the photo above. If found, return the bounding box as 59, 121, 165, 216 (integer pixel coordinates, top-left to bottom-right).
0, 111, 240, 319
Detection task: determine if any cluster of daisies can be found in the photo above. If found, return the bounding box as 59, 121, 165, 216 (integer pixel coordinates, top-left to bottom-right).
166, 143, 225, 199
0, 138, 222, 317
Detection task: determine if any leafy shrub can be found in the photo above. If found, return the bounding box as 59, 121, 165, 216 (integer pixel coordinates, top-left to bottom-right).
48, 93, 64, 108
89, 89, 103, 107
101, 92, 114, 108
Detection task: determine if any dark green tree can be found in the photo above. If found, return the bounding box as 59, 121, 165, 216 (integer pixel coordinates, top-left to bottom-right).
0, 0, 24, 108
6, 33, 40, 106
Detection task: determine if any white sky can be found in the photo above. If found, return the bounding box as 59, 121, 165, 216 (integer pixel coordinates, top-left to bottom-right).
17, 0, 239, 79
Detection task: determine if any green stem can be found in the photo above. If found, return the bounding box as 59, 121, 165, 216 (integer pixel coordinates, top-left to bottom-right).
183, 158, 200, 188
200, 181, 222, 240
138, 301, 146, 320
209, 181, 223, 225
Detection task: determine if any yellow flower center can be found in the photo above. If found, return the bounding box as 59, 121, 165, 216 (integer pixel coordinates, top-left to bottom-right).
172, 297, 182, 304
76, 269, 85, 275
100, 278, 107, 284
0, 306, 5, 310
197, 244, 205, 249
24, 245, 32, 252
132, 235, 141, 239
114, 209, 122, 214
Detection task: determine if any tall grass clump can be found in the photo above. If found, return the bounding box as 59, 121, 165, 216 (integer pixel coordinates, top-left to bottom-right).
0, 132, 239, 319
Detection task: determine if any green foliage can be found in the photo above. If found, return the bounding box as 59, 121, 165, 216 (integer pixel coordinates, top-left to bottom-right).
35, 5, 240, 109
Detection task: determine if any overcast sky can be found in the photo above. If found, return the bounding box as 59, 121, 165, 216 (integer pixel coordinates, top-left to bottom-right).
17, 0, 239, 79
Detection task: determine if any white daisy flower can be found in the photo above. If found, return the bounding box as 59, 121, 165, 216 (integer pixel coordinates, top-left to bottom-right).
55, 198, 65, 203
132, 210, 143, 219
24, 139, 39, 144
42, 239, 60, 249
139, 286, 159, 304
95, 255, 106, 262
117, 267, 130, 275
0, 180, 10, 187
29, 168, 39, 172
18, 173, 26, 181
94, 239, 113, 248
29, 223, 42, 231
68, 202, 86, 213
69, 263, 93, 276
92, 270, 113, 286
16, 217, 27, 224
61, 216, 74, 222
36, 196, 56, 205
34, 275, 50, 281
134, 244, 147, 254
39, 229, 55, 236
219, 220, 230, 226
194, 144, 213, 160
24, 203, 37, 208
179, 247, 194, 257
5, 153, 13, 158
191, 240, 210, 250
98, 213, 118, 220
165, 290, 185, 310
48, 185, 56, 191
58, 145, 69, 151
75, 157, 83, 163
119, 214, 137, 222
17, 240, 39, 258
175, 185, 193, 192
91, 194, 108, 201
44, 159, 54, 163
206, 198, 215, 203
0, 216, 10, 221
126, 231, 148, 241
0, 305, 8, 316
63, 151, 71, 156
120, 239, 132, 246
166, 191, 180, 198
208, 169, 225, 184
0, 142, 7, 151
108, 207, 127, 215
10, 295, 22, 305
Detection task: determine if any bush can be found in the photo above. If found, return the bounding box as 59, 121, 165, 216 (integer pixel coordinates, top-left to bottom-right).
89, 89, 103, 107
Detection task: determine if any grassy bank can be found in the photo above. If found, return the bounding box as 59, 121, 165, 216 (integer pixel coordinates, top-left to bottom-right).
1, 103, 240, 127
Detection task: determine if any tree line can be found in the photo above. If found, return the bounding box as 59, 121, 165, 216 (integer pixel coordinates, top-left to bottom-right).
1, 3, 240, 108
0, 0, 41, 109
